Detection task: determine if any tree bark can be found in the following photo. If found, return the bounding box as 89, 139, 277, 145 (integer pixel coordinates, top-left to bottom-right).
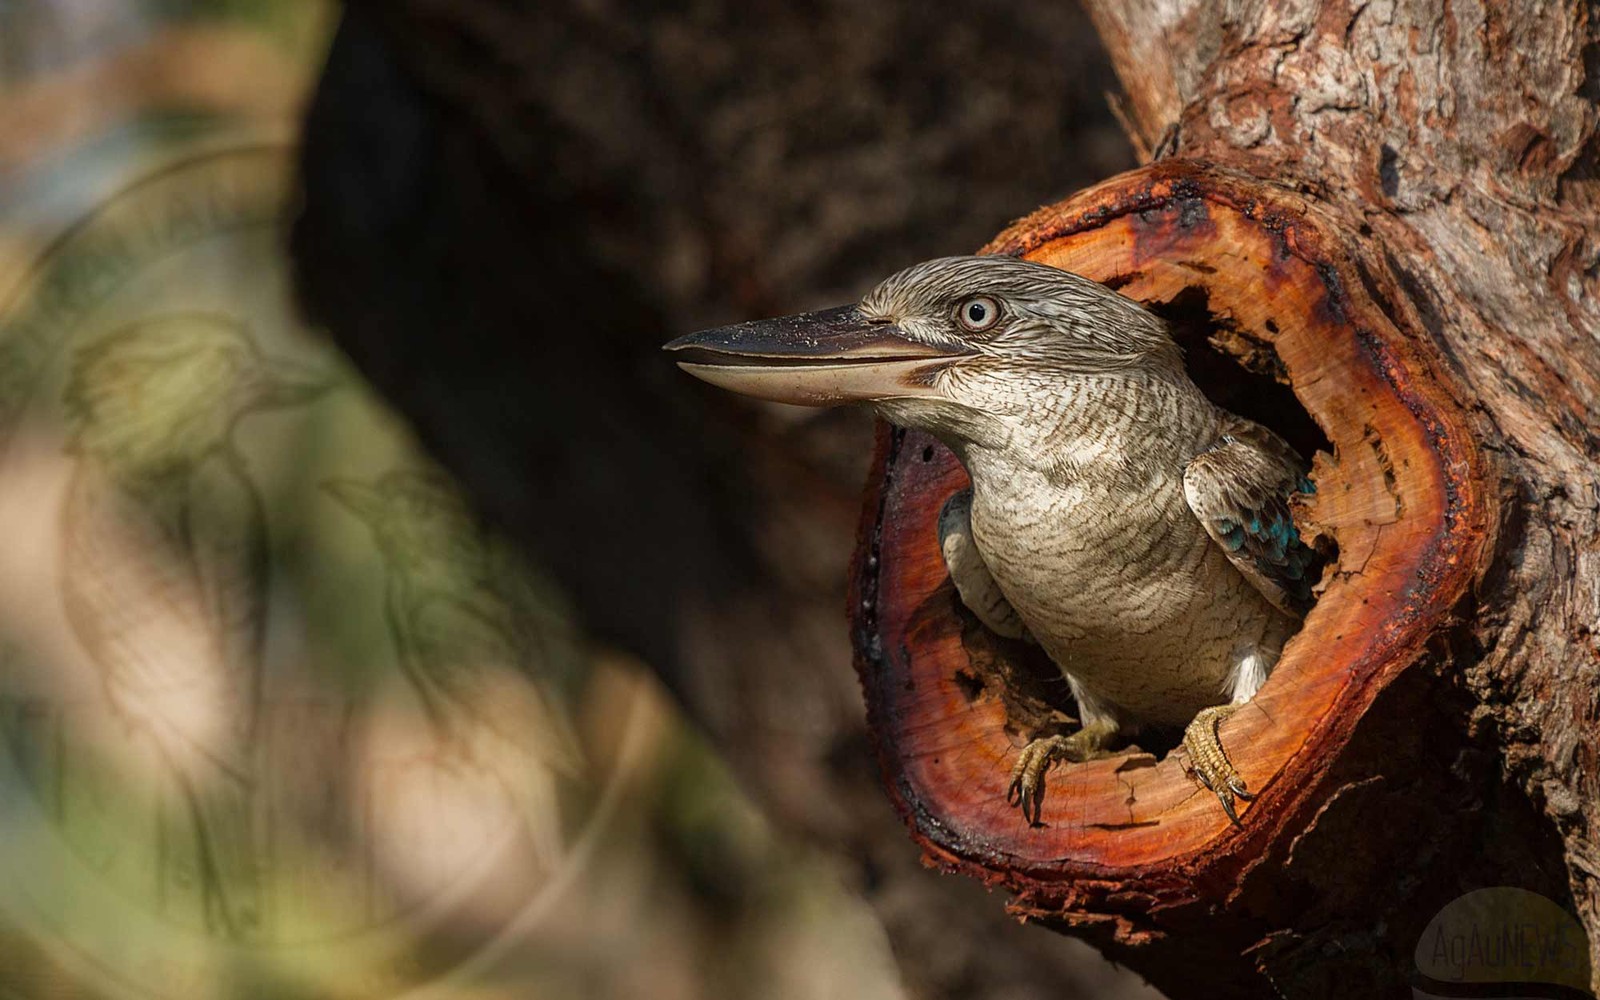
858, 1, 1600, 996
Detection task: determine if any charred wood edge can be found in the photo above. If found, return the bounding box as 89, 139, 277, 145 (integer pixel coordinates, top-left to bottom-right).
846, 158, 1497, 931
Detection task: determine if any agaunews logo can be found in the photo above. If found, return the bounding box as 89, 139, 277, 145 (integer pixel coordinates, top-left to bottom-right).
1413, 887, 1593, 999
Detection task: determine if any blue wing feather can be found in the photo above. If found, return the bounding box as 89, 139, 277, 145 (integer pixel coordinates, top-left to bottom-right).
1183, 420, 1322, 618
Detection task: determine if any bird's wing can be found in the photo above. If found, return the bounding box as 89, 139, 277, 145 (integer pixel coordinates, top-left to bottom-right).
186, 454, 269, 686
408, 590, 585, 777
1182, 417, 1321, 618
937, 489, 1027, 640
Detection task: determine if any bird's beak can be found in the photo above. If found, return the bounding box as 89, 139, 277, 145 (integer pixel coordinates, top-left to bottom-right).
322, 479, 384, 520
255, 356, 338, 409
663, 305, 971, 406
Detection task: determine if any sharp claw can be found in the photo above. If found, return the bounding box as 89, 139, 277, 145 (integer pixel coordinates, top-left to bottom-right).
1007, 737, 1064, 825
1217, 790, 1241, 827
1184, 704, 1256, 823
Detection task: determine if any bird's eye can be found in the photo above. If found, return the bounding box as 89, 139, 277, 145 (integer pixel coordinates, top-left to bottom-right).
956, 296, 1000, 332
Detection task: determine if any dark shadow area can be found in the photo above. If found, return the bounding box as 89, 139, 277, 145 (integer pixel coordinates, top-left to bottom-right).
1150, 287, 1333, 464
293, 0, 1136, 699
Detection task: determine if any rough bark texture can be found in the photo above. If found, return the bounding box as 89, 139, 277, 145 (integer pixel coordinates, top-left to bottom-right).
855, 1, 1600, 996
290, 3, 1157, 998
1095, 0, 1600, 974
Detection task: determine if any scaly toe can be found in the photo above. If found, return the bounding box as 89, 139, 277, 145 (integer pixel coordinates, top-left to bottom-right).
1007, 735, 1065, 826
1183, 704, 1252, 826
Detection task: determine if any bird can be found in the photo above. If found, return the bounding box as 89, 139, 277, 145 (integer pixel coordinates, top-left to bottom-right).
664, 255, 1321, 824
59, 313, 331, 935
323, 471, 584, 869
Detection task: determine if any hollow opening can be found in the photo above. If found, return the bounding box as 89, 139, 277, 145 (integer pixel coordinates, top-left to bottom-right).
1149, 286, 1332, 462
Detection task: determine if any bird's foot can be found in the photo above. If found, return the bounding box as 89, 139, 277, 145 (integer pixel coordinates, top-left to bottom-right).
1183, 703, 1255, 825
1007, 722, 1116, 826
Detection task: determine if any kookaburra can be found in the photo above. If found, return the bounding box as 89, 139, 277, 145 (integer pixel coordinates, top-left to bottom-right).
324, 471, 583, 868
60, 313, 329, 934
665, 256, 1319, 824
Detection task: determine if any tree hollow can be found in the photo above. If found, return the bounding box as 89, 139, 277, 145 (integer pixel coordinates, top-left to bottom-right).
849, 159, 1494, 935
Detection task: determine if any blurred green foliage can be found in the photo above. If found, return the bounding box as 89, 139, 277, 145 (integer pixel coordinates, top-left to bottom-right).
0, 3, 908, 999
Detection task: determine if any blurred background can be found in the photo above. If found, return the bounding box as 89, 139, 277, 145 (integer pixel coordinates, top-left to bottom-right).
0, 2, 1157, 998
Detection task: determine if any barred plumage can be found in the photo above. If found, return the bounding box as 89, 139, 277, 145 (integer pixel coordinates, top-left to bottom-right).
667, 254, 1323, 823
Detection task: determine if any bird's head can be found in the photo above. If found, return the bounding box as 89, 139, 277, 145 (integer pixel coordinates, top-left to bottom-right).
323, 471, 481, 573
664, 256, 1180, 452
64, 314, 332, 466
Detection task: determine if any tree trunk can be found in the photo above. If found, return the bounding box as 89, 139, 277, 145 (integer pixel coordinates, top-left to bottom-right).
859, 1, 1600, 996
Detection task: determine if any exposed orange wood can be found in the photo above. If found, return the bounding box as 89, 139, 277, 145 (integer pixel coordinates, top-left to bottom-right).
849, 159, 1493, 934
